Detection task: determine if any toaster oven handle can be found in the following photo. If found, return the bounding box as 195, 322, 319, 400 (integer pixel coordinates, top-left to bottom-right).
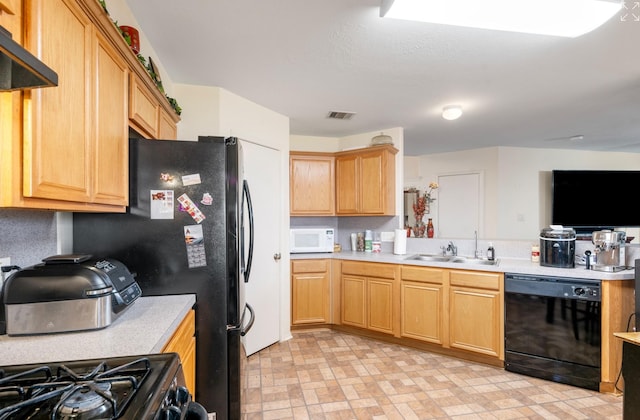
41, 254, 92, 264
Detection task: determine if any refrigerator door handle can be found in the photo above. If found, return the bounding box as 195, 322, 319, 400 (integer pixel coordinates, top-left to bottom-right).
241, 180, 254, 283
227, 302, 255, 336
240, 302, 255, 337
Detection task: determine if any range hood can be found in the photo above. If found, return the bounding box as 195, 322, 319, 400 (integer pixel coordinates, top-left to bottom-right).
0, 25, 58, 91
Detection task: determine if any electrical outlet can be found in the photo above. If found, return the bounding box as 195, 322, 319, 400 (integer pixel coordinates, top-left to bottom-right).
0, 257, 10, 268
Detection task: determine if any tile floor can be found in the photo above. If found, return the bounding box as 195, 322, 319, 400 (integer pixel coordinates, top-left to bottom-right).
242, 329, 623, 419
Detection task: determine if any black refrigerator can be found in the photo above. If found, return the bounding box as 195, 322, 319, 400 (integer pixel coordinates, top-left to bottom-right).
73, 136, 255, 419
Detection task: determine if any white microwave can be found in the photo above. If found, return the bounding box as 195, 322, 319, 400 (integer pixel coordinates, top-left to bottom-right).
290, 228, 335, 253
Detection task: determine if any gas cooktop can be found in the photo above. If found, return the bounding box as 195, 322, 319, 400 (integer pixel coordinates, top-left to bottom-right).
0, 353, 198, 420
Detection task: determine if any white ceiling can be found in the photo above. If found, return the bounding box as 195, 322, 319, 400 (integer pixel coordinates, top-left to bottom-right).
124, 0, 640, 156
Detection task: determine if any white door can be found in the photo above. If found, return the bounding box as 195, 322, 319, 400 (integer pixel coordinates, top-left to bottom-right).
437, 172, 483, 238
241, 140, 281, 356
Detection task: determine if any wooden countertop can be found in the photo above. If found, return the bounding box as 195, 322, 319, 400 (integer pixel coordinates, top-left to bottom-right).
614, 332, 640, 345
0, 294, 195, 366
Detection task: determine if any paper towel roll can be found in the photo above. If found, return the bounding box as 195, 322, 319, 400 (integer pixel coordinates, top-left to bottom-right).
394, 229, 407, 255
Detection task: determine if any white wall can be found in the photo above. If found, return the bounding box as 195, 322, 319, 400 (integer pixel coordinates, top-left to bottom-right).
106, 0, 175, 96
173, 84, 292, 342
413, 146, 640, 240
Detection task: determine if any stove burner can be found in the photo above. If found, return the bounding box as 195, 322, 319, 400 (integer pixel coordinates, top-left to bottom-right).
0, 357, 152, 420
57, 382, 113, 419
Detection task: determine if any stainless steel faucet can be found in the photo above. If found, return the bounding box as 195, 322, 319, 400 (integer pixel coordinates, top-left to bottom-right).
474, 230, 479, 259
446, 241, 457, 256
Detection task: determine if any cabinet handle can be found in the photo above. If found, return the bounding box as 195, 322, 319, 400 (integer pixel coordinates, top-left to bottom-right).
273, 253, 281, 261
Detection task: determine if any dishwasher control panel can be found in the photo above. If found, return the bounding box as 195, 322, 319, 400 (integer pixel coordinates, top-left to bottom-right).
569, 285, 599, 299
505, 273, 601, 302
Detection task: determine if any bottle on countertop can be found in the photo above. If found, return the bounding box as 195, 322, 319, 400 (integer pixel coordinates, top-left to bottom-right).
487, 242, 495, 261
372, 232, 382, 253
356, 232, 365, 252
364, 230, 373, 252
426, 218, 434, 238
531, 245, 540, 262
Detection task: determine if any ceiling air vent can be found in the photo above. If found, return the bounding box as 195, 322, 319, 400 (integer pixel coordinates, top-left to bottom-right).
327, 111, 356, 120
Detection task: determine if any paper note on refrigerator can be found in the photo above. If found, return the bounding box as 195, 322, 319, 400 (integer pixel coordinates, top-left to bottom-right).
150, 190, 174, 219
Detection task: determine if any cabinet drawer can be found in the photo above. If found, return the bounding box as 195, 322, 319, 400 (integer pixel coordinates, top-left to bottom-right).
292, 259, 329, 273
401, 266, 444, 284
450, 270, 501, 290
342, 261, 396, 279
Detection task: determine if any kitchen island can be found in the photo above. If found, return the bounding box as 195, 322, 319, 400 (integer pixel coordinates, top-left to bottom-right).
0, 294, 195, 366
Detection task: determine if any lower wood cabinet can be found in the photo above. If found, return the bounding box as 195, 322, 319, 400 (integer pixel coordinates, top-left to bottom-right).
400, 266, 445, 344
162, 309, 196, 395
341, 261, 399, 336
448, 270, 503, 358
399, 265, 503, 360
291, 259, 330, 325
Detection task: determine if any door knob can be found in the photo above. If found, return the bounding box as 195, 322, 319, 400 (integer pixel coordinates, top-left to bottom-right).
273, 253, 281, 261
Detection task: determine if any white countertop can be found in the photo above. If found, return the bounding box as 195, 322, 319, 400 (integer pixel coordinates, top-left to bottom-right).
0, 294, 196, 366
291, 251, 635, 280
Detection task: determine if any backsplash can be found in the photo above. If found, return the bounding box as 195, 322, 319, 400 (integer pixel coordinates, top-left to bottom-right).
0, 210, 58, 268
290, 216, 399, 251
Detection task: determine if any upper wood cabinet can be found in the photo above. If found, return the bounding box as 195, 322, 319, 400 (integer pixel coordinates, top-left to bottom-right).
129, 73, 179, 140
0, 0, 179, 211
18, 0, 128, 210
289, 152, 335, 216
289, 145, 397, 217
335, 145, 398, 216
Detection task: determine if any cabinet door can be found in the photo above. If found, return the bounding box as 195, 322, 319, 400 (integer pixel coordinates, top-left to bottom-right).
158, 107, 178, 140
401, 281, 443, 344
129, 74, 158, 138
25, 0, 93, 202
290, 155, 335, 215
335, 154, 359, 214
163, 310, 196, 395
291, 271, 330, 325
342, 275, 366, 328
359, 151, 385, 214
449, 286, 501, 357
92, 29, 128, 205
368, 278, 394, 334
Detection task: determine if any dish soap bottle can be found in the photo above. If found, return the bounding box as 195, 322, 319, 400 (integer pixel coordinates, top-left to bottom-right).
487, 242, 495, 261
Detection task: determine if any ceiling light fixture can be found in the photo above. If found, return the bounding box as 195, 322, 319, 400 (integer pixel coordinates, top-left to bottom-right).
380, 0, 622, 38
442, 105, 463, 121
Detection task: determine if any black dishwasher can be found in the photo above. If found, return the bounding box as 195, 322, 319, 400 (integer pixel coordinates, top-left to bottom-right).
504, 273, 601, 390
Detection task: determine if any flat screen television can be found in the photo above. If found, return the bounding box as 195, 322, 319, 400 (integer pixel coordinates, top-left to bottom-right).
551, 170, 640, 234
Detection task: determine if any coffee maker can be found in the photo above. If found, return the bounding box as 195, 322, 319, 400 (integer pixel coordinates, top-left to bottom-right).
592, 230, 626, 272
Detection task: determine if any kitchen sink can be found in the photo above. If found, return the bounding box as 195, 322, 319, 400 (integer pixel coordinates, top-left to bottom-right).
450, 257, 499, 266
405, 254, 499, 266
405, 254, 452, 262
